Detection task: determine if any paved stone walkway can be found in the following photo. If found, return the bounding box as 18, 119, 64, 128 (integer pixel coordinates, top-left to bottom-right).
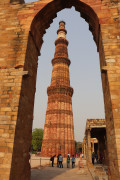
31, 159, 93, 180
88, 164, 108, 180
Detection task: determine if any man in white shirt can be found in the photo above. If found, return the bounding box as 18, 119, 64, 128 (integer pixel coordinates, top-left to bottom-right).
59, 154, 63, 168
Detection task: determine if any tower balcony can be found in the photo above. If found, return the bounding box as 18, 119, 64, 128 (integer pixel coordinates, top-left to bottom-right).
47, 85, 73, 97
52, 57, 71, 66
55, 37, 69, 46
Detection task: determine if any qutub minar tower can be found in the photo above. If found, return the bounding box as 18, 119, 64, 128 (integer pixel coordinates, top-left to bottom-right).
41, 21, 75, 157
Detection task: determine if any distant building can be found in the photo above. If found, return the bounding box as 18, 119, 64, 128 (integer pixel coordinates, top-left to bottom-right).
83, 119, 108, 165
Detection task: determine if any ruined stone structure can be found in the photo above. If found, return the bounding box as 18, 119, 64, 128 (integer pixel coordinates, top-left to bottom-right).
84, 119, 108, 165
82, 137, 98, 160
0, 0, 120, 179
41, 21, 75, 157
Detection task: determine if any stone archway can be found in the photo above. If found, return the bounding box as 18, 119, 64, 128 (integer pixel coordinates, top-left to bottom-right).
0, 0, 120, 180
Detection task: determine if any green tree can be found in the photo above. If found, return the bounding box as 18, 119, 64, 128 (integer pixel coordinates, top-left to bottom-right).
75, 141, 82, 153
31, 128, 44, 152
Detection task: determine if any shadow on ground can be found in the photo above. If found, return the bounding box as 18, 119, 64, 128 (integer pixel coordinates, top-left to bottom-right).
31, 163, 72, 180
31, 160, 93, 180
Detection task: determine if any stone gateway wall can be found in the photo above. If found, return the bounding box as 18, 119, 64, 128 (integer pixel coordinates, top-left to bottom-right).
0, 0, 120, 179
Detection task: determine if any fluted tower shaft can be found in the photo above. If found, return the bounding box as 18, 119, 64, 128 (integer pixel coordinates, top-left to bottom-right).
41, 21, 75, 157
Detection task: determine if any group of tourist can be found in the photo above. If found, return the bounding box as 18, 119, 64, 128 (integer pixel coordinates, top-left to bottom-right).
67, 154, 76, 168
50, 154, 76, 168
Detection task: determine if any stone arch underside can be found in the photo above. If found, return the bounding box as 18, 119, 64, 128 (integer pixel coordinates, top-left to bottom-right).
30, 0, 99, 53
0, 0, 120, 180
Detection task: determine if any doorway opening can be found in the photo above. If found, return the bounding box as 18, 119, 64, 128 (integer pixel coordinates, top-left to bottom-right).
31, 6, 105, 167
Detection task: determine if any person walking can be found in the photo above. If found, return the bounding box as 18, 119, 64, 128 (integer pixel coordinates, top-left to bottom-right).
78, 152, 83, 169
72, 155, 75, 168
59, 154, 63, 168
67, 154, 70, 168
95, 153, 98, 163
50, 155, 56, 167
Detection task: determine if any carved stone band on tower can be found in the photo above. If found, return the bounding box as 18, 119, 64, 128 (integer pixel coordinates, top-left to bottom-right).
41, 21, 75, 157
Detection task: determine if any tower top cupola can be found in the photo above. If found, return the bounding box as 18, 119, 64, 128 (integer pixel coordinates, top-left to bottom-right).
57, 21, 67, 39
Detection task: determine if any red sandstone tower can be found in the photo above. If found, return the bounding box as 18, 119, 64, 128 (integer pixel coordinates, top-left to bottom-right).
41, 21, 75, 157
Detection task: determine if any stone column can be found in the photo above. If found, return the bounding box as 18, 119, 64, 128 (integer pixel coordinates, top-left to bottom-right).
84, 143, 86, 159
87, 129, 92, 164
92, 142, 94, 153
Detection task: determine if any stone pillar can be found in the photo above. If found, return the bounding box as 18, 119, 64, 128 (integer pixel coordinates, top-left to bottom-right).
100, 22, 120, 179
92, 142, 94, 153
87, 129, 92, 164
84, 143, 86, 159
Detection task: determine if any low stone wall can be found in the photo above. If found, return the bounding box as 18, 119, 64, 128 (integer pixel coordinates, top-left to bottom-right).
30, 155, 51, 168
30, 155, 68, 168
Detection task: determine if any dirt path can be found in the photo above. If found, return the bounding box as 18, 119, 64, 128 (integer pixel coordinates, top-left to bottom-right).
31, 159, 93, 180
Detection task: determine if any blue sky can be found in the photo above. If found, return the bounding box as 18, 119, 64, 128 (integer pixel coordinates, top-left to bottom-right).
25, 0, 105, 141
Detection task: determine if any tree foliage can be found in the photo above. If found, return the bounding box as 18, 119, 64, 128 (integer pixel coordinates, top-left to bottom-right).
75, 140, 77, 152
75, 141, 82, 153
31, 128, 44, 151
